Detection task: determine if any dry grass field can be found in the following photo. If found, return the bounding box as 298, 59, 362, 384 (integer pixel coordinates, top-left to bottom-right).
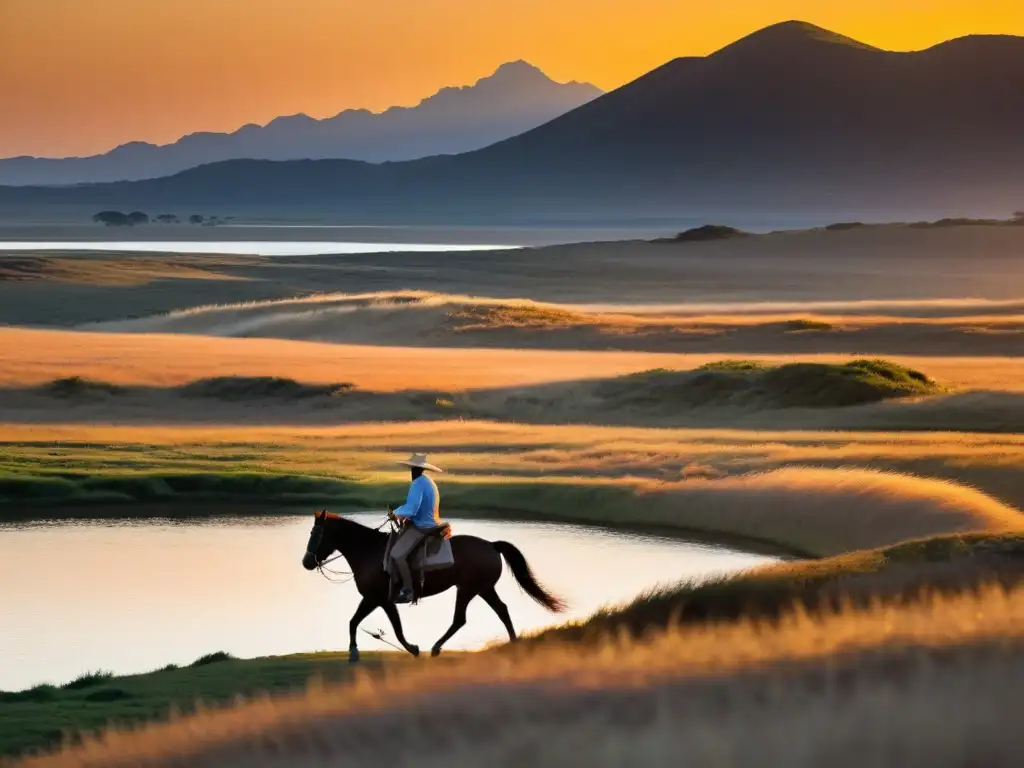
3, 223, 1023, 765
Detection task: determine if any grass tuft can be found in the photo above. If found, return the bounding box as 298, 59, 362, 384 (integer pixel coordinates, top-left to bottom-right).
43, 377, 126, 399
189, 652, 235, 667
178, 377, 354, 401
598, 358, 942, 409
61, 671, 114, 691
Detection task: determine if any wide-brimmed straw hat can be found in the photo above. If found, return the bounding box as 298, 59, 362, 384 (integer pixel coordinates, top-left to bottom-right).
398, 453, 443, 473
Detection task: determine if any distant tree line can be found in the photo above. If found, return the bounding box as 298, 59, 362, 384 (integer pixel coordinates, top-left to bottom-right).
91, 211, 231, 227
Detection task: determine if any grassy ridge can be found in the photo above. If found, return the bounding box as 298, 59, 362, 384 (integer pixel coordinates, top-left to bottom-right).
7, 532, 1024, 762
530, 531, 1024, 644
15, 571, 1024, 766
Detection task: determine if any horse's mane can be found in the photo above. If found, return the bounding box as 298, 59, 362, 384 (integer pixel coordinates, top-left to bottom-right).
323, 512, 388, 548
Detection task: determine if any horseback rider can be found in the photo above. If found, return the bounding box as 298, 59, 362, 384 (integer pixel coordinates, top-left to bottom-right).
388, 453, 444, 604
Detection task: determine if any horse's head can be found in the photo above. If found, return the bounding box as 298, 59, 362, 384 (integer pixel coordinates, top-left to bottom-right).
302, 509, 337, 570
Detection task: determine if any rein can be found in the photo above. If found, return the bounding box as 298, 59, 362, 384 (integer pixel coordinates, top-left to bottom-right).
315, 553, 354, 584
313, 515, 393, 585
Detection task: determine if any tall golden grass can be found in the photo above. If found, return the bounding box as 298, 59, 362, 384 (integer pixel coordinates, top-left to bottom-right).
19, 584, 1024, 767
2, 327, 1023, 391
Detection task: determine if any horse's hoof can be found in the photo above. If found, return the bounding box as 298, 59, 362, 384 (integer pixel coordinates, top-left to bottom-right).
348, 648, 360, 664
430, 647, 442, 658
408, 644, 420, 658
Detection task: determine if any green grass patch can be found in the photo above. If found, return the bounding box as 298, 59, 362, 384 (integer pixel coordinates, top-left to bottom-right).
0, 470, 392, 510
0, 652, 420, 759
597, 358, 942, 409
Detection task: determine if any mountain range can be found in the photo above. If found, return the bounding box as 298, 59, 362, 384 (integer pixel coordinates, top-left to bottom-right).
0, 61, 601, 186
4, 21, 1024, 220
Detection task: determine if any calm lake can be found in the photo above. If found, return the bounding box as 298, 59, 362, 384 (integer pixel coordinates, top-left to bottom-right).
0, 515, 775, 691
0, 241, 515, 256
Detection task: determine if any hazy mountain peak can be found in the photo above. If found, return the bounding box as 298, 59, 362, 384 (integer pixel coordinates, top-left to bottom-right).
407, 60, 601, 115
491, 59, 546, 77
0, 62, 602, 184
425, 59, 587, 101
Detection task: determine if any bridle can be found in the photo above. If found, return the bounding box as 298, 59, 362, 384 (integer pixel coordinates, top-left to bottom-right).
306, 514, 392, 584
305, 523, 352, 583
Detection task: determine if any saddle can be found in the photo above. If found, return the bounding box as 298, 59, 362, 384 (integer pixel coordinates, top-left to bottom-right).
383, 522, 455, 602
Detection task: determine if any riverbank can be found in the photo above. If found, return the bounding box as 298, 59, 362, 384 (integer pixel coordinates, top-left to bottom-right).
3, 422, 1022, 556
0, 650, 438, 759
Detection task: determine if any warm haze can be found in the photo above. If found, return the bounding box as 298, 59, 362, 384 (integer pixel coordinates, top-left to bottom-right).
4, 3, 1024, 764
3, 0, 1024, 157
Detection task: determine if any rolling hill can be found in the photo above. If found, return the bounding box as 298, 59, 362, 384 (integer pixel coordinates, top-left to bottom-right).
3, 21, 1023, 220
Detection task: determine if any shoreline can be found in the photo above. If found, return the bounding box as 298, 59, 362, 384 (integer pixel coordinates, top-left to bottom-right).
0, 499, 807, 560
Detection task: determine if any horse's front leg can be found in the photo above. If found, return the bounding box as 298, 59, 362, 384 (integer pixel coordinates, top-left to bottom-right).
381, 601, 420, 658
348, 596, 377, 664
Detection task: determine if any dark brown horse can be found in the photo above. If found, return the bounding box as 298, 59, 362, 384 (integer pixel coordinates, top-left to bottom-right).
301, 510, 566, 661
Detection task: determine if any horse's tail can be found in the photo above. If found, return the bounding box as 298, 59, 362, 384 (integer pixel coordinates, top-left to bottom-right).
493, 541, 567, 613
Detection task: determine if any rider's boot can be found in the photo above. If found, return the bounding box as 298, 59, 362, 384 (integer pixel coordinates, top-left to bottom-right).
394, 557, 415, 603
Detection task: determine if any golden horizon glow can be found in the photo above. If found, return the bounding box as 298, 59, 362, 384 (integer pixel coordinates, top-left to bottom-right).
2, 0, 1023, 157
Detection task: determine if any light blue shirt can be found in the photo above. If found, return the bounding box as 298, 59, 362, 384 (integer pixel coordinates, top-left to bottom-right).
393, 474, 440, 529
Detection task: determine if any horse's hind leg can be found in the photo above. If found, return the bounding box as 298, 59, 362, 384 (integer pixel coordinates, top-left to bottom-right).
381, 601, 420, 658
480, 586, 517, 642
348, 596, 377, 664
431, 588, 474, 657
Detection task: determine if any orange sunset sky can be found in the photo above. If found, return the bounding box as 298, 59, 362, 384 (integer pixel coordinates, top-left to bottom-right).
2, 0, 1023, 158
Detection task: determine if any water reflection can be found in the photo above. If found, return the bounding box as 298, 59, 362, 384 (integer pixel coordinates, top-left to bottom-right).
0, 515, 775, 691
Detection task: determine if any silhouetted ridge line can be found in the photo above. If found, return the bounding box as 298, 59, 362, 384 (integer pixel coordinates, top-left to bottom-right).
2, 21, 1023, 219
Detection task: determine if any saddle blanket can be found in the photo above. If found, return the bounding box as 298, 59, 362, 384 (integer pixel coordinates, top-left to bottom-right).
383, 527, 455, 579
